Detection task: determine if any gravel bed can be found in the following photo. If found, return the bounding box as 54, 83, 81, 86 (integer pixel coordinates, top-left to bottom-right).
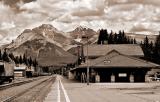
0, 76, 53, 102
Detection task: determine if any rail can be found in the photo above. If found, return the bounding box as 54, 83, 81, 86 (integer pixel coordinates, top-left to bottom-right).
0, 77, 47, 91
1, 76, 55, 102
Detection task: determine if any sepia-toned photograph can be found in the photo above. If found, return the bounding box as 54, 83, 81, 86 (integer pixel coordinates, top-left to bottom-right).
0, 0, 160, 102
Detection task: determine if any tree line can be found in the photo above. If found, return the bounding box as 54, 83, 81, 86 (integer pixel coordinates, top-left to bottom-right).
97, 29, 137, 44
97, 29, 160, 64
141, 32, 160, 64
0, 49, 38, 68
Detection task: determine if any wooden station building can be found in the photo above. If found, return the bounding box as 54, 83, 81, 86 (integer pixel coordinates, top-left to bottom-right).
69, 44, 160, 82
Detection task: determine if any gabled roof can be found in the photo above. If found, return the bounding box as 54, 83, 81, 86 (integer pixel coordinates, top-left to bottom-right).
78, 50, 159, 68
38, 56, 77, 67
83, 44, 144, 57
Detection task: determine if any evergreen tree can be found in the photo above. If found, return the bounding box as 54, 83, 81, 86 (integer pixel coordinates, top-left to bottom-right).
9, 53, 15, 60
14, 56, 20, 64
142, 36, 149, 59
123, 36, 128, 44
154, 33, 160, 52
97, 29, 138, 45
103, 29, 108, 44
108, 30, 113, 44
153, 32, 160, 63
23, 53, 27, 64
0, 50, 2, 60
121, 30, 125, 43
130, 38, 134, 44
19, 55, 23, 64
2, 49, 9, 62
127, 36, 131, 44
133, 38, 137, 44
114, 33, 118, 44
33, 58, 38, 68
28, 57, 33, 66
144, 36, 149, 48
97, 29, 103, 44
117, 30, 122, 44
148, 41, 154, 60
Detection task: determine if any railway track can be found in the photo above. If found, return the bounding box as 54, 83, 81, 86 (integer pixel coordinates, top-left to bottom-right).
0, 76, 55, 102
0, 77, 46, 91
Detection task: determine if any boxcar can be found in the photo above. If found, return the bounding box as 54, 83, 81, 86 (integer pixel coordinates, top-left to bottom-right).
0, 61, 14, 84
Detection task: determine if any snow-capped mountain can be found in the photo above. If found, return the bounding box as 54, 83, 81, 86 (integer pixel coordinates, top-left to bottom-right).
69, 26, 97, 39
6, 24, 74, 49
69, 26, 98, 44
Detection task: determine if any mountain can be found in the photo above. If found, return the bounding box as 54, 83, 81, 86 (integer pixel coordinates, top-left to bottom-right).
4, 24, 77, 67
68, 26, 98, 44
8, 39, 77, 67
6, 24, 75, 50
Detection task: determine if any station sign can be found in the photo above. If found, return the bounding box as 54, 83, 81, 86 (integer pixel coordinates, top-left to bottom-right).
118, 73, 127, 77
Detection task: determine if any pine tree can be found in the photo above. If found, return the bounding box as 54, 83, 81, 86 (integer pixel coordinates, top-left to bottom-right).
148, 41, 154, 60
142, 36, 151, 60
133, 38, 137, 44
28, 57, 33, 66
2, 49, 9, 62
121, 30, 125, 43
103, 29, 108, 44
130, 38, 134, 44
97, 29, 103, 44
108, 30, 113, 44
0, 50, 2, 60
127, 36, 131, 44
153, 32, 160, 63
19, 55, 23, 64
144, 36, 149, 48
9, 53, 15, 60
114, 33, 118, 44
23, 53, 27, 65
33, 58, 38, 68
14, 56, 20, 64
117, 30, 122, 44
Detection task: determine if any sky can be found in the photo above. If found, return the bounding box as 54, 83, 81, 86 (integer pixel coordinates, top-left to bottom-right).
0, 0, 160, 45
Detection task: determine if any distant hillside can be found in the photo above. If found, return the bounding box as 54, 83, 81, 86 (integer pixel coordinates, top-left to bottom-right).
126, 33, 157, 43
8, 39, 77, 67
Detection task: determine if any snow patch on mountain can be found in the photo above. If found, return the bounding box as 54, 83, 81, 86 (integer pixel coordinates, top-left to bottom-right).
6, 24, 72, 49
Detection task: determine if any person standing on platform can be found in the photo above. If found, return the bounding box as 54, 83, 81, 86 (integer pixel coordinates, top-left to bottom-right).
81, 72, 87, 83
81, 72, 84, 83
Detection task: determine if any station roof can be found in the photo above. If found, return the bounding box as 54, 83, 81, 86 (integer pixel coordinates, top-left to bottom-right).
38, 56, 77, 67
76, 50, 160, 69
83, 44, 144, 57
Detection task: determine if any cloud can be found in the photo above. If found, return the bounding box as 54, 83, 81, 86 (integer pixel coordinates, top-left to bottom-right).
130, 22, 159, 34
0, 0, 160, 45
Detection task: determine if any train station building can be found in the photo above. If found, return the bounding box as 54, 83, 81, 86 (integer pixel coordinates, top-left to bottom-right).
69, 44, 160, 82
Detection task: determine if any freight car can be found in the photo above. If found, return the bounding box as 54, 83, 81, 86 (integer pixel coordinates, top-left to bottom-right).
0, 61, 14, 84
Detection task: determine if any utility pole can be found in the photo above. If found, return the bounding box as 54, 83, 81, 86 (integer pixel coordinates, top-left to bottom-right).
87, 36, 89, 85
